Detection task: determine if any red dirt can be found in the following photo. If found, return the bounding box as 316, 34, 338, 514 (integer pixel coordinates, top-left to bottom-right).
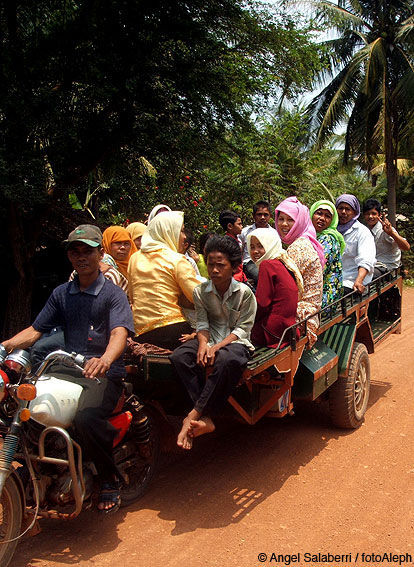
11, 288, 414, 567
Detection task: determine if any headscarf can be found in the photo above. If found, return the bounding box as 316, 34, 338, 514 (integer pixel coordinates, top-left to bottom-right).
335, 194, 360, 234
275, 196, 326, 267
247, 228, 303, 295
126, 222, 146, 241
102, 226, 137, 278
147, 204, 172, 224
141, 211, 184, 253
309, 200, 346, 254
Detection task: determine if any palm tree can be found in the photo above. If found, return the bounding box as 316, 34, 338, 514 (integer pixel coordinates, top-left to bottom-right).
306, 0, 414, 223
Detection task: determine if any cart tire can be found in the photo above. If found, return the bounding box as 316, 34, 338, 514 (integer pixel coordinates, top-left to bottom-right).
329, 342, 370, 429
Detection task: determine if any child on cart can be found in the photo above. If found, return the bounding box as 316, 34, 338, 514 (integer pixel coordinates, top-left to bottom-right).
169, 236, 257, 449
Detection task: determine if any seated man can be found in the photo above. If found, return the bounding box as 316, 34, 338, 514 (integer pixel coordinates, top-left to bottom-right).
362, 198, 410, 278
336, 194, 376, 295
169, 236, 257, 450
2, 224, 134, 514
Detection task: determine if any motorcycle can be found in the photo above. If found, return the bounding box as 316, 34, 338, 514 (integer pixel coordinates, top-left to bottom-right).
0, 346, 159, 567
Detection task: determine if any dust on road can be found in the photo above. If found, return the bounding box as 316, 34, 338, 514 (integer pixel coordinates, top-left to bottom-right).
12, 288, 414, 567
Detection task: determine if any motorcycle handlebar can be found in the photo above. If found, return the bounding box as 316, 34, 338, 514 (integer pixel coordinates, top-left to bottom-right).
34, 350, 86, 378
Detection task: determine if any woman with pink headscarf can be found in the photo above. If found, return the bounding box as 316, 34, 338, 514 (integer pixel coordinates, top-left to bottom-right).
275, 196, 324, 348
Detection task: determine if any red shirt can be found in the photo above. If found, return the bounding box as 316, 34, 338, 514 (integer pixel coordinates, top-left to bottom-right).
251, 259, 298, 348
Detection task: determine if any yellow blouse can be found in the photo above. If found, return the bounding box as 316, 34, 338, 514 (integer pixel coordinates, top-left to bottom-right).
128, 248, 201, 336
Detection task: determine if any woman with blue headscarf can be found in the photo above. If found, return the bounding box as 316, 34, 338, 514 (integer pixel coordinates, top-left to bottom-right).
310, 199, 345, 307
335, 194, 376, 294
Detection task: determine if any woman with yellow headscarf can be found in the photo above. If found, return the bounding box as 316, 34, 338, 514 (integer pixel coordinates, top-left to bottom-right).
127, 211, 201, 349
126, 222, 146, 250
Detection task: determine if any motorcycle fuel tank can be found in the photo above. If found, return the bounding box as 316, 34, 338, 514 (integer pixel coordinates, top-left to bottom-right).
28, 375, 83, 428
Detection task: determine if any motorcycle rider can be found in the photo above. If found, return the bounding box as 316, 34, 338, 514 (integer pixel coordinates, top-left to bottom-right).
1, 224, 134, 513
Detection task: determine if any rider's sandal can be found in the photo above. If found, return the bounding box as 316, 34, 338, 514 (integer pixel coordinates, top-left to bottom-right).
98, 482, 121, 514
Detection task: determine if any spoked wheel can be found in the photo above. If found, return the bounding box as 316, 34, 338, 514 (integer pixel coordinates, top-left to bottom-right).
0, 475, 23, 567
117, 406, 161, 507
329, 342, 370, 429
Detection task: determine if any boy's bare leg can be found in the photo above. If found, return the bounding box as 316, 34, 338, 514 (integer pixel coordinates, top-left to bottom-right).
189, 416, 215, 438
177, 408, 201, 450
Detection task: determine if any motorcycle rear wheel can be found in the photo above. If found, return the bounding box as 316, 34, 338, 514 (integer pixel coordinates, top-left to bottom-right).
118, 407, 160, 506
0, 475, 23, 567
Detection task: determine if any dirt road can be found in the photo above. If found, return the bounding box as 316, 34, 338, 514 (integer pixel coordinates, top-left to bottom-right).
12, 288, 414, 567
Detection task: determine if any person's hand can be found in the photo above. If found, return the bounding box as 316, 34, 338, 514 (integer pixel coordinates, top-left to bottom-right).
197, 344, 208, 367
187, 245, 199, 264
1, 340, 13, 354
83, 357, 111, 379
179, 332, 196, 343
205, 345, 219, 366
378, 214, 394, 236
353, 280, 365, 294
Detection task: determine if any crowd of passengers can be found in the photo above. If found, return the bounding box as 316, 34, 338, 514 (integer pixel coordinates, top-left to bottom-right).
101, 195, 410, 447
1, 195, 409, 513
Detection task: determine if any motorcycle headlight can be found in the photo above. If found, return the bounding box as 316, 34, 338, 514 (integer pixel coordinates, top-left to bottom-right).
0, 370, 9, 401
4, 350, 31, 375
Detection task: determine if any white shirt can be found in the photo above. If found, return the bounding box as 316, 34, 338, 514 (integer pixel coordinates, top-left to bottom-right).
370, 221, 401, 269
341, 220, 376, 288
240, 223, 273, 263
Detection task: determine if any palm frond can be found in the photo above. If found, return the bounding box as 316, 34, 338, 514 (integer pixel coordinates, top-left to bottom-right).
396, 12, 414, 39
310, 0, 369, 30
309, 44, 373, 149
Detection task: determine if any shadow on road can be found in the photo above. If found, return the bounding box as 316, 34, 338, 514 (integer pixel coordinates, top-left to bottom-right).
12, 390, 391, 565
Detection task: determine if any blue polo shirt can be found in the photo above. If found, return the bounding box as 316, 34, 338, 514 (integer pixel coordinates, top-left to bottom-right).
33, 273, 134, 379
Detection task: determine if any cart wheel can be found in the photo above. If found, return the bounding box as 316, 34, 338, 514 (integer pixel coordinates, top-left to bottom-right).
329, 342, 370, 429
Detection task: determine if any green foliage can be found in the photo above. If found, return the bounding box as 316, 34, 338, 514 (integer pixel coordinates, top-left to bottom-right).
111, 108, 377, 243
0, 0, 323, 212
306, 0, 414, 223
0, 0, 325, 331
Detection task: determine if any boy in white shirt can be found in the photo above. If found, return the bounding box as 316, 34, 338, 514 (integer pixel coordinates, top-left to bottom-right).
170, 236, 256, 450
362, 199, 410, 278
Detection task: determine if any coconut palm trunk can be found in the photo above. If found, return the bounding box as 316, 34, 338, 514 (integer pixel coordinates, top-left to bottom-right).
305, 0, 414, 219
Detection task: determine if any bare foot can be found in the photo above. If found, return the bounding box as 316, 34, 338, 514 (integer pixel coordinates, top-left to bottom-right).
177, 416, 194, 450
189, 416, 215, 439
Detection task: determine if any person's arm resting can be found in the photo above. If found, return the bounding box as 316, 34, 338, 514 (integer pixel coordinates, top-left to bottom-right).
175, 257, 201, 304
2, 326, 43, 353
353, 267, 369, 293
354, 228, 376, 291
83, 326, 128, 379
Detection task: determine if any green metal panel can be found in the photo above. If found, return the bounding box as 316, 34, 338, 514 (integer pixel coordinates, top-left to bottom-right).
313, 366, 338, 399
292, 340, 338, 400
321, 318, 356, 375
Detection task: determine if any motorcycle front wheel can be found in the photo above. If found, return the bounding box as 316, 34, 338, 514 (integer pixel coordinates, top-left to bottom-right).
117, 407, 161, 506
0, 475, 23, 567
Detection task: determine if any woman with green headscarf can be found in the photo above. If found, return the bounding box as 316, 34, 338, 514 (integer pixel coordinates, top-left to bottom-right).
310, 200, 345, 307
